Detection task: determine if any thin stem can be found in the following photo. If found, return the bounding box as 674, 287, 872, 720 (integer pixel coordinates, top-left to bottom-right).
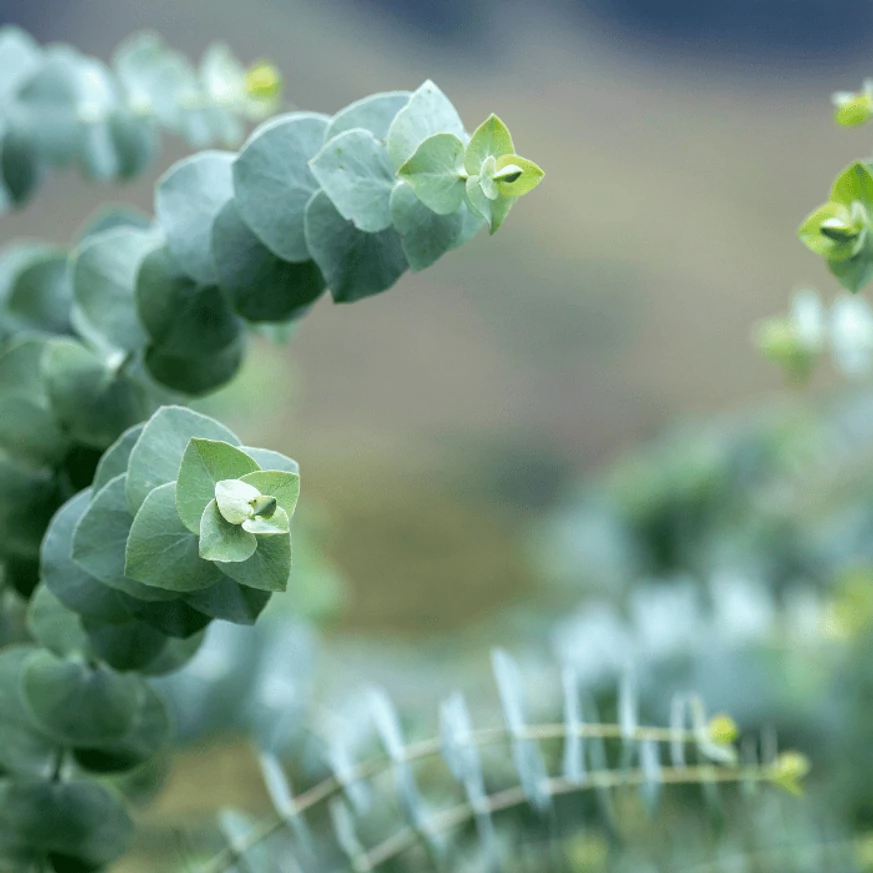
197, 722, 735, 873
360, 764, 769, 870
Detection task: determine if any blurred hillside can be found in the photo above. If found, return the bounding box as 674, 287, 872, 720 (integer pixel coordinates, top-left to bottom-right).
4, 0, 872, 633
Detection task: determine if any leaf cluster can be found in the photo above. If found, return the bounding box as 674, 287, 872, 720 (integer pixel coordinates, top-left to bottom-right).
0, 25, 547, 873
0, 405, 299, 870
799, 162, 873, 294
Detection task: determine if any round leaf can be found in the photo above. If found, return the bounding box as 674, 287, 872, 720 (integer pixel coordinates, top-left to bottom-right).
2, 777, 133, 866
113, 31, 196, 130
0, 127, 43, 206
40, 490, 130, 623
397, 132, 466, 215
214, 531, 291, 592
135, 245, 242, 356
73, 682, 169, 773
310, 129, 396, 232
304, 189, 407, 303
125, 481, 226, 592
183, 575, 271, 625
325, 91, 411, 141
73, 473, 178, 603
176, 438, 260, 533
15, 49, 116, 167
0, 243, 54, 318
389, 181, 469, 271
155, 150, 235, 284
109, 106, 158, 179
71, 226, 156, 351
232, 112, 330, 262
200, 498, 258, 561
26, 583, 90, 658
118, 592, 211, 640
143, 337, 246, 397
212, 199, 326, 322
0, 27, 43, 103
82, 616, 168, 672
386, 79, 465, 169
6, 249, 72, 333
240, 469, 300, 519
0, 335, 69, 466
22, 650, 141, 746
125, 404, 240, 515
43, 337, 150, 449
0, 645, 57, 777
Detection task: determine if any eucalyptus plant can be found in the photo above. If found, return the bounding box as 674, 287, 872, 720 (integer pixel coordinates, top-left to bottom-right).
0, 24, 547, 872
179, 651, 806, 873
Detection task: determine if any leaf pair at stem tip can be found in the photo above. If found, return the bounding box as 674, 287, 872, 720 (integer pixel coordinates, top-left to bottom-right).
398, 113, 544, 234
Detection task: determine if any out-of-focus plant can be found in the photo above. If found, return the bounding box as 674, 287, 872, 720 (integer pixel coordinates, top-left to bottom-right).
178, 651, 802, 873
0, 28, 281, 211
761, 98, 873, 382
525, 379, 873, 862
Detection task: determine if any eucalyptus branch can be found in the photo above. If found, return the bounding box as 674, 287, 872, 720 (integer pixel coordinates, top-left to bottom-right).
195, 715, 772, 873
200, 757, 780, 873
358, 764, 771, 872
0, 25, 546, 872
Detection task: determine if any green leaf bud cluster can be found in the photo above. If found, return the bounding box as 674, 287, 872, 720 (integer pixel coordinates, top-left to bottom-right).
63, 405, 299, 626
396, 109, 543, 235
799, 162, 873, 293
0, 27, 281, 210
0, 78, 543, 405
0, 406, 298, 868
767, 91, 873, 378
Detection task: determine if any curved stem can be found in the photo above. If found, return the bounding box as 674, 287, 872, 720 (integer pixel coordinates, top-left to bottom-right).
197, 721, 736, 873
360, 764, 768, 871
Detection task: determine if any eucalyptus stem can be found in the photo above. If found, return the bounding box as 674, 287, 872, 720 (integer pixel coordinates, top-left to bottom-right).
197, 721, 732, 873
359, 764, 769, 871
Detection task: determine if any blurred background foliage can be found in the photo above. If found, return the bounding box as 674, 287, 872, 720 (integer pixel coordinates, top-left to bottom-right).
6, 0, 873, 870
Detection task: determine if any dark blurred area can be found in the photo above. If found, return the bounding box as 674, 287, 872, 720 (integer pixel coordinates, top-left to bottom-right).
10, 0, 873, 66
